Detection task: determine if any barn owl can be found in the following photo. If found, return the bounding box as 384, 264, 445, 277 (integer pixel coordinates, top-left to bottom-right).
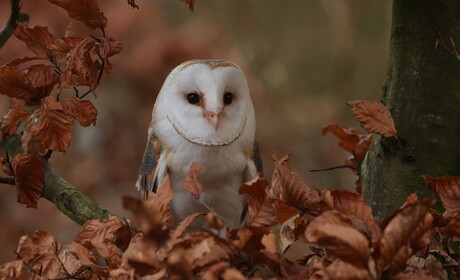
136, 59, 263, 229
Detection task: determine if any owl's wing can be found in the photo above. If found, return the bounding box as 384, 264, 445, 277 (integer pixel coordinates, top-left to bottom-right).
241, 141, 264, 224
136, 127, 164, 198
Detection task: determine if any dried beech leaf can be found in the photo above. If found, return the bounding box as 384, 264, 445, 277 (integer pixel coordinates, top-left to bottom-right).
26, 64, 58, 89
393, 269, 438, 280
17, 230, 62, 279
0, 260, 23, 279
205, 211, 224, 230
48, 0, 107, 29
348, 100, 397, 138
58, 241, 99, 276
120, 233, 160, 275
14, 24, 55, 57
183, 162, 202, 198
423, 175, 460, 215
279, 215, 298, 254
181, 0, 197, 11
305, 221, 371, 269
274, 200, 298, 224
22, 96, 74, 153
378, 201, 430, 273
321, 260, 371, 280
2, 98, 30, 135
222, 268, 245, 280
0, 66, 37, 101
239, 176, 277, 227
322, 124, 373, 161
61, 96, 97, 126
388, 246, 413, 277
329, 190, 381, 242
171, 212, 205, 240
441, 214, 460, 238
12, 153, 45, 208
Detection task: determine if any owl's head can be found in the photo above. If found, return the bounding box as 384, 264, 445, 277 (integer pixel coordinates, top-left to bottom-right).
155, 59, 255, 146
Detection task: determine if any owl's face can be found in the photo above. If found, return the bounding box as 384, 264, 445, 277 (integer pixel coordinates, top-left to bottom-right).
156, 60, 254, 146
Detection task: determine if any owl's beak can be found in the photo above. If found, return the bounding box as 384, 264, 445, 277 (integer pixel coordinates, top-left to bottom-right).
204, 111, 221, 131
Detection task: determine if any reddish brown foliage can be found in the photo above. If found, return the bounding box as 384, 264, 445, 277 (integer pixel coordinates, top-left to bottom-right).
348, 100, 397, 138
12, 153, 44, 208
183, 162, 203, 199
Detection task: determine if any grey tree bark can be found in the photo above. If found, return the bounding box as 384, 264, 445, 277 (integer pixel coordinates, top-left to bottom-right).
361, 0, 460, 219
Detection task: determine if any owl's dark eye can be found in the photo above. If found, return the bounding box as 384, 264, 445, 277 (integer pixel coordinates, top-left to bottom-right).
223, 92, 233, 105
187, 93, 200, 104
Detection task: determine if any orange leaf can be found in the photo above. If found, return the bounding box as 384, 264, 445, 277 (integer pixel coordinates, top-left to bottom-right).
14, 24, 55, 57
48, 0, 107, 29
423, 175, 460, 215
17, 230, 62, 279
181, 0, 197, 11
61, 96, 97, 127
0, 260, 23, 279
329, 190, 381, 242
377, 201, 431, 273
58, 241, 99, 276
273, 200, 298, 224
305, 211, 371, 269
26, 64, 58, 89
0, 66, 37, 101
12, 153, 44, 208
205, 211, 224, 230
1, 98, 30, 136
239, 176, 277, 227
183, 162, 202, 198
441, 214, 460, 238
22, 96, 74, 153
348, 100, 397, 138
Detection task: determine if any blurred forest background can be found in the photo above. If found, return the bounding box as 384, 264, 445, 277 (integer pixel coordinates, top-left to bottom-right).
0, 0, 391, 263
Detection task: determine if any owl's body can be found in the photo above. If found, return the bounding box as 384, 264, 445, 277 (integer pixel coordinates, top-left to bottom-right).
137, 60, 262, 228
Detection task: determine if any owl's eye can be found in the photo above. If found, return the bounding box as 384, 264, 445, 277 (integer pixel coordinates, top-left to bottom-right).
223, 92, 233, 105
187, 93, 200, 104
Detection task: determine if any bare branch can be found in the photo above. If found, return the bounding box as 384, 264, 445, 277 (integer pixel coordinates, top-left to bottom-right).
0, 0, 20, 49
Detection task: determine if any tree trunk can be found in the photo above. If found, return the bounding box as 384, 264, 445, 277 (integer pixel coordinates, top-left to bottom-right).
361, 0, 460, 219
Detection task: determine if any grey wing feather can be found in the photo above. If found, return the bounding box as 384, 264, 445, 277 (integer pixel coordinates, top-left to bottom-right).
136, 128, 163, 198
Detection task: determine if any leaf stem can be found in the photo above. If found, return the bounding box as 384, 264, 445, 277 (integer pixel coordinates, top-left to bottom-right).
310, 165, 355, 172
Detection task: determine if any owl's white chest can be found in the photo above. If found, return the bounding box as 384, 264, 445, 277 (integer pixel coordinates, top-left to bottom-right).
164, 139, 248, 228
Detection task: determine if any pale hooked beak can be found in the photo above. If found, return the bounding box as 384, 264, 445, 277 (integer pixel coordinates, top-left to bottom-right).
204, 111, 221, 131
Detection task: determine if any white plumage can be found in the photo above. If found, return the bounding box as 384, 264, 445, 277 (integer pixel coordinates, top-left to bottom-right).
136, 59, 262, 229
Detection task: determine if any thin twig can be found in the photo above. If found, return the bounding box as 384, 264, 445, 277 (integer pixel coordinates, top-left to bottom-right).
0, 176, 15, 185
0, 0, 20, 49
310, 165, 355, 172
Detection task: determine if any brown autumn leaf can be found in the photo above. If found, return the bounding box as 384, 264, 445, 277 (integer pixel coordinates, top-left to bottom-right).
328, 189, 381, 242
320, 259, 371, 280
61, 96, 97, 127
58, 241, 101, 276
205, 211, 224, 230
0, 66, 37, 101
123, 175, 174, 239
305, 215, 371, 269
274, 200, 298, 224
239, 176, 277, 227
279, 215, 298, 254
423, 175, 460, 215
22, 96, 74, 153
75, 216, 131, 263
183, 162, 202, 198
322, 124, 373, 161
17, 230, 62, 279
98, 37, 123, 59
377, 200, 431, 273
393, 269, 438, 280
181, 0, 197, 11
51, 37, 84, 62
0, 260, 23, 279
348, 100, 397, 138
12, 153, 45, 208
272, 154, 330, 213
388, 246, 414, 277
26, 64, 58, 89
48, 0, 108, 29
409, 212, 433, 252
1, 98, 30, 136
441, 214, 460, 238
14, 24, 56, 57
171, 212, 205, 241
120, 233, 161, 276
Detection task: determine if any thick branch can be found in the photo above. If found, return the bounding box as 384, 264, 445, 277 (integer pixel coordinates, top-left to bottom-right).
2, 133, 110, 225
0, 0, 20, 49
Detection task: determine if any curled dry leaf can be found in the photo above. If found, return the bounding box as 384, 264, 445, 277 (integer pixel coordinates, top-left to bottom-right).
22, 96, 74, 153
0, 260, 23, 279
329, 190, 381, 242
1, 98, 30, 136
388, 246, 414, 277
14, 24, 55, 57
320, 259, 371, 280
441, 214, 460, 238
273, 200, 298, 224
61, 96, 97, 127
26, 64, 58, 89
348, 100, 397, 138
58, 241, 101, 277
171, 212, 205, 240
48, 0, 108, 29
239, 176, 277, 227
322, 124, 372, 161
12, 153, 45, 208
305, 216, 371, 269
0, 66, 37, 101
17, 230, 62, 279
423, 175, 460, 215
183, 162, 202, 198
377, 200, 431, 273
